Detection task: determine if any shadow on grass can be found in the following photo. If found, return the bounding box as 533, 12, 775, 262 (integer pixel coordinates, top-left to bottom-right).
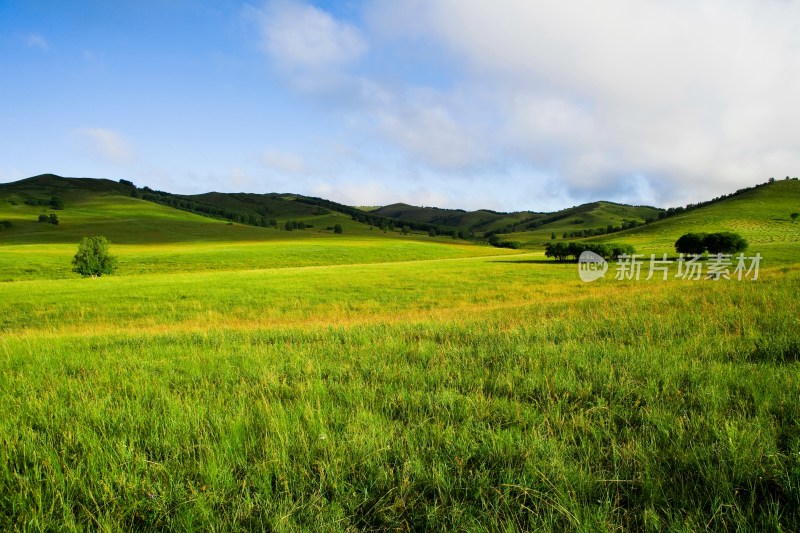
488, 259, 566, 265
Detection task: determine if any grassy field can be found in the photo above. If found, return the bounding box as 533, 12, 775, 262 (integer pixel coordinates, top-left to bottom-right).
0, 178, 799, 530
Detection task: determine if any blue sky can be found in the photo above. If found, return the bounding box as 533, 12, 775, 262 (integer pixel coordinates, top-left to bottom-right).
2, 1, 799, 211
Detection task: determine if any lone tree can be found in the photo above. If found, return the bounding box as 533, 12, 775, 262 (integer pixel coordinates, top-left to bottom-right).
791, 212, 799, 223
333, 224, 343, 234
72, 236, 118, 277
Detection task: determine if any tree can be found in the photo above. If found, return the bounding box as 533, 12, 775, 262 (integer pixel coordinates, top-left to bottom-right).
428, 228, 437, 237
38, 214, 49, 223
674, 233, 707, 255
401, 225, 410, 235
72, 236, 118, 277
50, 196, 64, 210
48, 214, 59, 225
703, 232, 747, 254
333, 224, 343, 234
544, 242, 570, 261
551, 231, 556, 240
791, 212, 799, 223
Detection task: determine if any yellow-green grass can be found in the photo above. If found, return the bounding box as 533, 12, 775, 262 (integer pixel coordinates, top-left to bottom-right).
0, 251, 799, 530
0, 237, 514, 281
0, 193, 516, 280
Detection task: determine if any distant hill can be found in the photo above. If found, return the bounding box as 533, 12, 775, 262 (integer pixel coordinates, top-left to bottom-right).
2, 174, 798, 258
0, 174, 370, 245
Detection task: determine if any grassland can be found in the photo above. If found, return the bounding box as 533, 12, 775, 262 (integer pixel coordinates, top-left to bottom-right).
0, 177, 798, 531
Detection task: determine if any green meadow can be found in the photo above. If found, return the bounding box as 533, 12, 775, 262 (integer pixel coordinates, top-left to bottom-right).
0, 178, 799, 531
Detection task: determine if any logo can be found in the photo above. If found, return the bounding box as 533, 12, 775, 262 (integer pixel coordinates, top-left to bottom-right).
578, 251, 608, 282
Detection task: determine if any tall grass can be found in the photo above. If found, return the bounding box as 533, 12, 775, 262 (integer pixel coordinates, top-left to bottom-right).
0, 254, 798, 530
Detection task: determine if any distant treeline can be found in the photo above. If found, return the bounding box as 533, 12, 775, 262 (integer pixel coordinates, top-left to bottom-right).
656, 176, 797, 220
297, 195, 464, 236
545, 242, 637, 262
137, 187, 279, 228
24, 196, 64, 210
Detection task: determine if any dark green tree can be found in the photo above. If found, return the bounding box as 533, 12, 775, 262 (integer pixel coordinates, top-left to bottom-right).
48, 214, 59, 225
50, 196, 64, 210
71, 236, 118, 277
428, 228, 437, 237
551, 231, 556, 240
791, 212, 799, 223
333, 224, 343, 234
703, 232, 748, 254
544, 242, 570, 261
38, 214, 49, 223
675, 233, 707, 255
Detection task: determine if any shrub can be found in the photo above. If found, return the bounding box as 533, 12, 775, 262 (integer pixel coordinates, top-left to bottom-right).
38, 214, 49, 223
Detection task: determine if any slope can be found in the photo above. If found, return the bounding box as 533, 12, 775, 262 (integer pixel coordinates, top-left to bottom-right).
498, 201, 662, 246
0, 175, 518, 281
589, 178, 800, 261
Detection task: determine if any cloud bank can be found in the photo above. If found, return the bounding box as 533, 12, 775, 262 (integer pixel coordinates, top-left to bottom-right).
247, 0, 800, 209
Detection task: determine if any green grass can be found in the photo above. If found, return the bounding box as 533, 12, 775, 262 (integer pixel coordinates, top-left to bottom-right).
1, 253, 799, 531
0, 177, 798, 530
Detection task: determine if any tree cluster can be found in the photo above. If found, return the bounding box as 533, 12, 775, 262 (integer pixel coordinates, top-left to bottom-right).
140, 190, 279, 228
487, 235, 522, 249
25, 196, 64, 210
284, 220, 310, 231
674, 232, 748, 255
545, 242, 636, 262
38, 213, 59, 225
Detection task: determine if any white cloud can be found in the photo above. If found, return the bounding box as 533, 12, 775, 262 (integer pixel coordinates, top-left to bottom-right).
360, 0, 800, 206
247, 0, 367, 90
25, 33, 49, 51
261, 148, 309, 174
74, 128, 134, 165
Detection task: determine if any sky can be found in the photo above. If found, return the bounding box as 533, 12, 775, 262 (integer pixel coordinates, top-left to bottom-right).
1, 0, 799, 212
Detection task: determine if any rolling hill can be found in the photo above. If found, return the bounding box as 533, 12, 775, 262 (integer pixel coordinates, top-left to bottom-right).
589, 178, 800, 261
0, 174, 518, 281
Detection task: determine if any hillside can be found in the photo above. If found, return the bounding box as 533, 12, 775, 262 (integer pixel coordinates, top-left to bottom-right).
497, 201, 662, 246
372, 203, 539, 234
590, 178, 800, 261
374, 200, 662, 238
0, 174, 516, 281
